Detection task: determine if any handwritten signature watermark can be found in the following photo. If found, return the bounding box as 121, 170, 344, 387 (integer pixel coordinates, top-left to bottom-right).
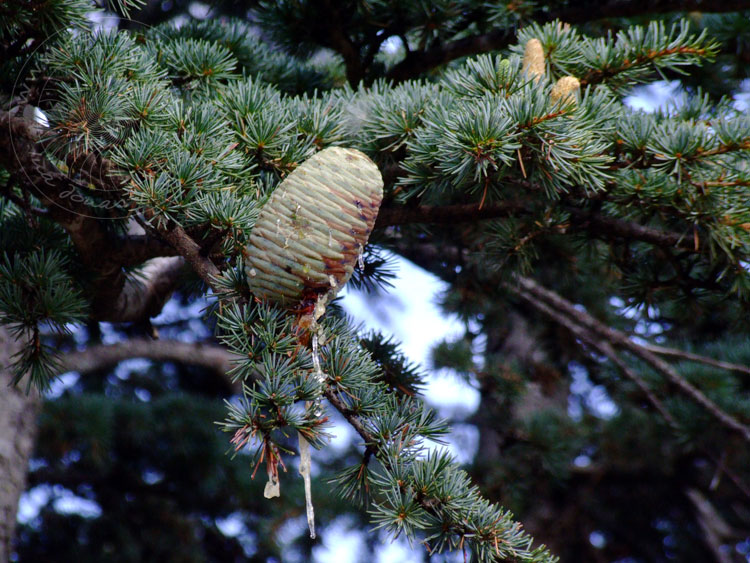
7, 15, 167, 221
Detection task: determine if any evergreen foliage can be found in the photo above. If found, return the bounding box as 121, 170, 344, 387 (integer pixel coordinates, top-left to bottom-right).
2, 1, 750, 561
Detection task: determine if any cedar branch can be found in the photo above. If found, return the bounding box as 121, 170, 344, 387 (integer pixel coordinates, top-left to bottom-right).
374, 201, 526, 228
154, 221, 223, 290
514, 275, 750, 442
382, 0, 750, 82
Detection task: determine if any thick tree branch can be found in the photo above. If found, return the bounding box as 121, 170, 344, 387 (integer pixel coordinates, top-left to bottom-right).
320, 0, 365, 84
98, 257, 186, 323
385, 28, 516, 82
114, 235, 179, 267
0, 111, 119, 264
0, 327, 40, 563
376, 200, 696, 254
154, 221, 223, 290
565, 207, 694, 251
0, 113, 177, 267
374, 200, 526, 228
59, 337, 238, 382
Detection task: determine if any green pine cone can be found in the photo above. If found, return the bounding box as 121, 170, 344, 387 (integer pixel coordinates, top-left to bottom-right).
244, 147, 384, 304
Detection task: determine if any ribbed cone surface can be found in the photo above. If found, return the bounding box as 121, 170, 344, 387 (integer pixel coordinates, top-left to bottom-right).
245, 147, 383, 304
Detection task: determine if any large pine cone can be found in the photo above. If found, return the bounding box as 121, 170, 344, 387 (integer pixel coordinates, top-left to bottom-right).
244, 147, 383, 304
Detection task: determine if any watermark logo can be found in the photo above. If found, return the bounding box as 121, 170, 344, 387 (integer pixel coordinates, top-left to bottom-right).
7, 16, 166, 221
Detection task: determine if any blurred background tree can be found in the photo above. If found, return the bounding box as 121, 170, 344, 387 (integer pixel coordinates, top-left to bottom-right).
1, 1, 750, 562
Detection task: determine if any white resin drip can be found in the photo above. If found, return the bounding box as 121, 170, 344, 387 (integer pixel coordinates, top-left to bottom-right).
313, 294, 328, 321
263, 471, 280, 499
299, 292, 330, 531
311, 333, 324, 382
357, 244, 365, 271
298, 432, 315, 539
312, 333, 321, 374
310, 308, 327, 418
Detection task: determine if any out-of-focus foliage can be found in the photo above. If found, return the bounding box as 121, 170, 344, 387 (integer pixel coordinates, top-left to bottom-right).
2, 0, 750, 561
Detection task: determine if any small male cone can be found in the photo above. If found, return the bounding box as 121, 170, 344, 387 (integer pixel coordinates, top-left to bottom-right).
522, 38, 545, 83
244, 147, 383, 304
550, 76, 580, 105
521, 34, 580, 107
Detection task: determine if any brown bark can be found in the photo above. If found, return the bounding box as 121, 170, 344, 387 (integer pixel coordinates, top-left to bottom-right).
385, 28, 516, 82
0, 327, 40, 563
374, 200, 526, 229
155, 223, 222, 289
376, 200, 695, 253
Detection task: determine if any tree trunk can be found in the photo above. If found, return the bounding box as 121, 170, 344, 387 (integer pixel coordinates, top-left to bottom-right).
0, 327, 40, 562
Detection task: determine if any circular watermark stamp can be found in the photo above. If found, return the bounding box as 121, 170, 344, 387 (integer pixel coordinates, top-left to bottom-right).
6, 14, 177, 221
